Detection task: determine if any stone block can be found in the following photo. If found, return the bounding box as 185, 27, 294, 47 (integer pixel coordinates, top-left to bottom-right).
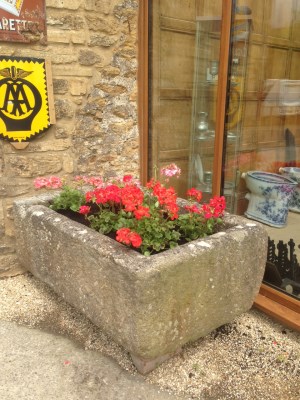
52, 66, 94, 77
85, 0, 117, 13
62, 154, 74, 173
53, 79, 69, 94
54, 127, 69, 139
6, 155, 63, 178
0, 254, 27, 278
0, 199, 4, 234
0, 236, 18, 255
47, 0, 82, 10
23, 139, 72, 153
54, 100, 74, 119
85, 16, 118, 35
95, 83, 127, 96
101, 66, 121, 78
14, 194, 268, 373
70, 79, 87, 96
78, 50, 102, 66
0, 180, 31, 198
47, 29, 71, 44
89, 34, 117, 47
71, 32, 87, 44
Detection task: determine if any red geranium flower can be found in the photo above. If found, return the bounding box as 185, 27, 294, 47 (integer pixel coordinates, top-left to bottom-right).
79, 205, 91, 215
116, 228, 142, 248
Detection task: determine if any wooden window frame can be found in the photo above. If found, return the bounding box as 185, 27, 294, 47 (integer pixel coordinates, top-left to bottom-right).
138, 0, 149, 185
137, 0, 300, 332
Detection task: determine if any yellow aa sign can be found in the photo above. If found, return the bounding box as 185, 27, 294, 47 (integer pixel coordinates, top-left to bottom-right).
0, 56, 53, 142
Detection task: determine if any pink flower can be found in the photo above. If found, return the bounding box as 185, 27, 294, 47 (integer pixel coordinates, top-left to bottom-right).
160, 163, 181, 179
87, 177, 103, 187
34, 176, 63, 189
73, 175, 89, 183
47, 176, 63, 189
34, 177, 49, 189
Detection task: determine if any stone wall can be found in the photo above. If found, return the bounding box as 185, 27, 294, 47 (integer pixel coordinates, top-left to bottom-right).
0, 0, 139, 277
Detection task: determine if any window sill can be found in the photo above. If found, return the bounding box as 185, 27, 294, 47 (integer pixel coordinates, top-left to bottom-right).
254, 283, 300, 332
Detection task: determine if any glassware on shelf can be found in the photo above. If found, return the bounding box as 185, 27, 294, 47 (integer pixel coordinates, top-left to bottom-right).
210, 60, 219, 80
206, 60, 219, 83
197, 170, 213, 193
196, 111, 208, 139
195, 130, 215, 141
203, 170, 213, 192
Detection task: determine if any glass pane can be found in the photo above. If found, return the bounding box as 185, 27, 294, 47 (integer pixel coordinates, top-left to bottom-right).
188, 16, 222, 203
224, 0, 300, 300
149, 0, 222, 198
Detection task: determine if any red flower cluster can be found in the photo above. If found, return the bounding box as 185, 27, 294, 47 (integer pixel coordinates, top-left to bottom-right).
120, 185, 144, 212
86, 183, 146, 215
133, 205, 150, 220
79, 205, 91, 215
187, 188, 203, 203
116, 228, 142, 248
34, 166, 226, 254
147, 179, 179, 219
85, 184, 121, 204
184, 204, 201, 214
201, 196, 226, 219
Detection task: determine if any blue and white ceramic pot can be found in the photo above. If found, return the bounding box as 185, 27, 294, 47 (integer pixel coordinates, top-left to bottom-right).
279, 167, 300, 213
242, 171, 297, 227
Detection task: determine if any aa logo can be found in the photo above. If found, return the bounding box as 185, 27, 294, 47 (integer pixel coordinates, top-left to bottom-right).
0, 57, 51, 142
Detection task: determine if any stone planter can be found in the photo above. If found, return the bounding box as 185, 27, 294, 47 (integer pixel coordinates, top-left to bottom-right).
13, 194, 268, 374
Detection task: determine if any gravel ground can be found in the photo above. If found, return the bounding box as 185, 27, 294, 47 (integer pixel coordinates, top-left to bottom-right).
0, 272, 299, 400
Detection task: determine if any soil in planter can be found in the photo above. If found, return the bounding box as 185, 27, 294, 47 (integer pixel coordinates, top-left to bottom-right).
54, 206, 225, 255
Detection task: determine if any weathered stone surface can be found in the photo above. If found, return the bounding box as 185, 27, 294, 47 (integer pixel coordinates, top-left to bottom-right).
6, 155, 62, 177
54, 99, 74, 119
95, 83, 127, 96
0, 0, 140, 275
0, 143, 3, 176
78, 50, 102, 66
101, 66, 121, 78
89, 34, 118, 47
0, 180, 31, 197
47, 0, 82, 10
14, 194, 268, 374
0, 254, 27, 278
85, 0, 118, 13
86, 15, 119, 34
0, 200, 4, 235
0, 237, 18, 255
47, 14, 85, 30
71, 31, 87, 44
52, 66, 94, 77
70, 79, 87, 96
54, 127, 69, 139
47, 29, 71, 43
33, 140, 71, 152
53, 79, 69, 94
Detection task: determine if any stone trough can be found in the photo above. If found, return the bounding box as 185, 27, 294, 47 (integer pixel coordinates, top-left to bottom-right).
13, 194, 268, 374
